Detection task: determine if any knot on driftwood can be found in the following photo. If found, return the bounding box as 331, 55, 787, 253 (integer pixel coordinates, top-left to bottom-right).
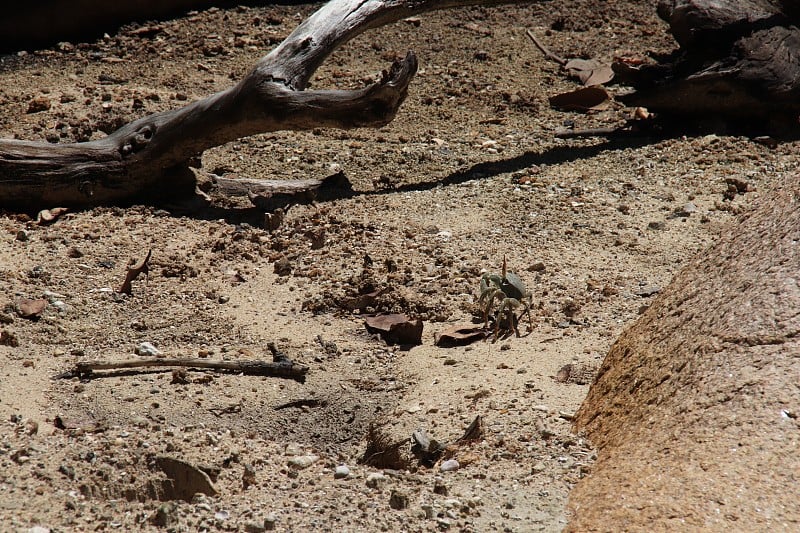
120, 124, 156, 157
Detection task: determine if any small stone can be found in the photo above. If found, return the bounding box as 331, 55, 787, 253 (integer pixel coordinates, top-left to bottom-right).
273, 257, 292, 276
243, 463, 256, 489
264, 513, 278, 530
151, 502, 177, 527
444, 498, 462, 509
529, 262, 546, 272
135, 342, 161, 357
532, 462, 546, 473
635, 286, 661, 298
421, 504, 434, 519
284, 443, 303, 456
389, 489, 410, 510
366, 472, 386, 489
433, 480, 448, 495
440, 459, 460, 472
334, 465, 350, 479
245, 521, 266, 533
288, 454, 318, 469
15, 230, 29, 242
27, 96, 51, 114
28, 527, 50, 533
647, 221, 666, 231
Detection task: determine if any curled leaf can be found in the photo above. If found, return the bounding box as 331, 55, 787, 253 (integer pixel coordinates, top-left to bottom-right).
564, 58, 614, 86
365, 313, 423, 346
434, 325, 488, 347
549, 86, 611, 112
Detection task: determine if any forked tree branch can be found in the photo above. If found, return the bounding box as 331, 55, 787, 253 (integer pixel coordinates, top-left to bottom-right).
0, 0, 537, 211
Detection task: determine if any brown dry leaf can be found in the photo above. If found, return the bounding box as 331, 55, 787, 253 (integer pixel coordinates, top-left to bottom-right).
364, 313, 423, 346
564, 58, 614, 86
549, 86, 611, 112
16, 298, 47, 319
36, 207, 68, 225
434, 325, 487, 347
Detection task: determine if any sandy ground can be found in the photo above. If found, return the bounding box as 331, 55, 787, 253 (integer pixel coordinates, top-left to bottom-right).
0, 1, 797, 531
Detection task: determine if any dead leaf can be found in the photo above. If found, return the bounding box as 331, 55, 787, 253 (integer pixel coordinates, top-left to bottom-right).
564, 58, 614, 86
549, 86, 611, 112
364, 313, 423, 346
434, 325, 488, 347
36, 207, 68, 225
16, 298, 47, 319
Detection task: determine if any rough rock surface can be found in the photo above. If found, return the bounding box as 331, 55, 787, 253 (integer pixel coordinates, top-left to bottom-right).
569, 177, 800, 531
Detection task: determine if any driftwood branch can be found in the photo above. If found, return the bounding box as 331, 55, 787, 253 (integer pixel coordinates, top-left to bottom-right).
0, 0, 536, 211
616, 0, 800, 131
64, 355, 309, 383
525, 29, 566, 66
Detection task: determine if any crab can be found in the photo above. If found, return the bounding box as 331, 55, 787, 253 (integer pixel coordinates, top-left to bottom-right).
478, 257, 533, 339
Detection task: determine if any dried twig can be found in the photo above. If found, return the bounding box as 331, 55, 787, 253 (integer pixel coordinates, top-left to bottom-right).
274, 398, 326, 410
526, 29, 567, 66
118, 249, 151, 295
61, 354, 309, 383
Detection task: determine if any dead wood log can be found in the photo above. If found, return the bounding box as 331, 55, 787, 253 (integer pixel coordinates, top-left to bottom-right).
0, 0, 536, 212
615, 0, 800, 131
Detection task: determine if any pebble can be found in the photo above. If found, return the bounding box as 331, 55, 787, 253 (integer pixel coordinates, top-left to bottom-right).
29, 527, 51, 533
284, 443, 303, 456
135, 342, 161, 357
366, 472, 386, 489
440, 459, 460, 472
288, 454, 318, 469
245, 521, 266, 533
444, 498, 462, 509
389, 489, 410, 510
16, 230, 29, 242
334, 465, 350, 479
264, 513, 278, 530
635, 286, 661, 297
243, 463, 256, 489
27, 96, 51, 114
151, 503, 177, 527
